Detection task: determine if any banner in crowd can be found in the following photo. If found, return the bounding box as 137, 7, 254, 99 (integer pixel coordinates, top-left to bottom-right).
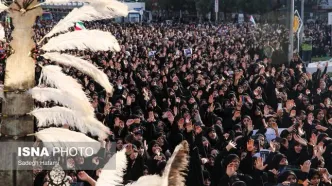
166, 20, 173, 25
293, 11, 302, 34
148, 51, 156, 57
306, 61, 332, 73
252, 128, 286, 142
329, 12, 332, 25
183, 48, 192, 57
318, 0, 332, 9
249, 16, 256, 26
253, 149, 270, 162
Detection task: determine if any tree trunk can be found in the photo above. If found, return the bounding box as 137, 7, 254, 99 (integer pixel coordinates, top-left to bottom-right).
0, 0, 41, 186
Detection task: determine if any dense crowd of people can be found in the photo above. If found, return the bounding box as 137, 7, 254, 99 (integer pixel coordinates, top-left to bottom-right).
1, 15, 332, 186
303, 20, 332, 58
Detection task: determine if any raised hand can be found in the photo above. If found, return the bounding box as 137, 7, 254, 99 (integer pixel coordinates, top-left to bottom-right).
77, 171, 92, 181
195, 125, 203, 135
300, 160, 311, 173
293, 134, 307, 146
309, 133, 317, 146
269, 169, 279, 177
226, 140, 237, 151
208, 103, 215, 112
322, 173, 332, 184
208, 94, 214, 104
302, 179, 310, 186
126, 119, 135, 127
186, 121, 193, 132
247, 120, 254, 134
263, 105, 269, 116
233, 111, 241, 119
259, 67, 265, 75
287, 124, 295, 132
245, 96, 253, 104
172, 75, 179, 82
96, 169, 102, 177
281, 181, 291, 186
271, 67, 276, 75
316, 143, 326, 159
306, 72, 312, 80
197, 90, 203, 97
167, 112, 175, 124
223, 133, 230, 140
201, 158, 209, 165
104, 104, 110, 115
286, 100, 295, 111
316, 125, 328, 132
173, 106, 178, 116
255, 157, 268, 171
235, 70, 243, 80
247, 139, 255, 152
178, 118, 185, 129
271, 122, 278, 131
290, 110, 296, 117
126, 96, 132, 105
305, 89, 311, 95
270, 141, 276, 153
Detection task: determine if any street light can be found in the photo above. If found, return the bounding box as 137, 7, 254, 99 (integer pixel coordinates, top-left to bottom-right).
288, 0, 294, 64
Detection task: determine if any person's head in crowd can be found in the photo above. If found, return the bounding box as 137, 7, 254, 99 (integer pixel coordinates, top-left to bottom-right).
156, 134, 165, 147
207, 127, 217, 140
233, 124, 242, 136
308, 169, 321, 186
293, 141, 303, 155
255, 134, 266, 149
66, 157, 75, 169
270, 153, 288, 171
127, 143, 139, 160
157, 121, 166, 133
277, 170, 297, 184
280, 130, 292, 142
148, 140, 162, 156
203, 170, 211, 186
116, 138, 124, 151
316, 109, 325, 121
74, 156, 85, 167
223, 154, 240, 172
242, 115, 251, 126
133, 129, 143, 141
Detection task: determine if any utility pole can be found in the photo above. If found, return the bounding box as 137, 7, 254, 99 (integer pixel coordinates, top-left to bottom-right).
215, 0, 219, 23
301, 0, 304, 25
288, 0, 295, 64
0, 1, 42, 186
300, 0, 304, 44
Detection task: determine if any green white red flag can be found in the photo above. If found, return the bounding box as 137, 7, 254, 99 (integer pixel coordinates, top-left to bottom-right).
75, 22, 86, 30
